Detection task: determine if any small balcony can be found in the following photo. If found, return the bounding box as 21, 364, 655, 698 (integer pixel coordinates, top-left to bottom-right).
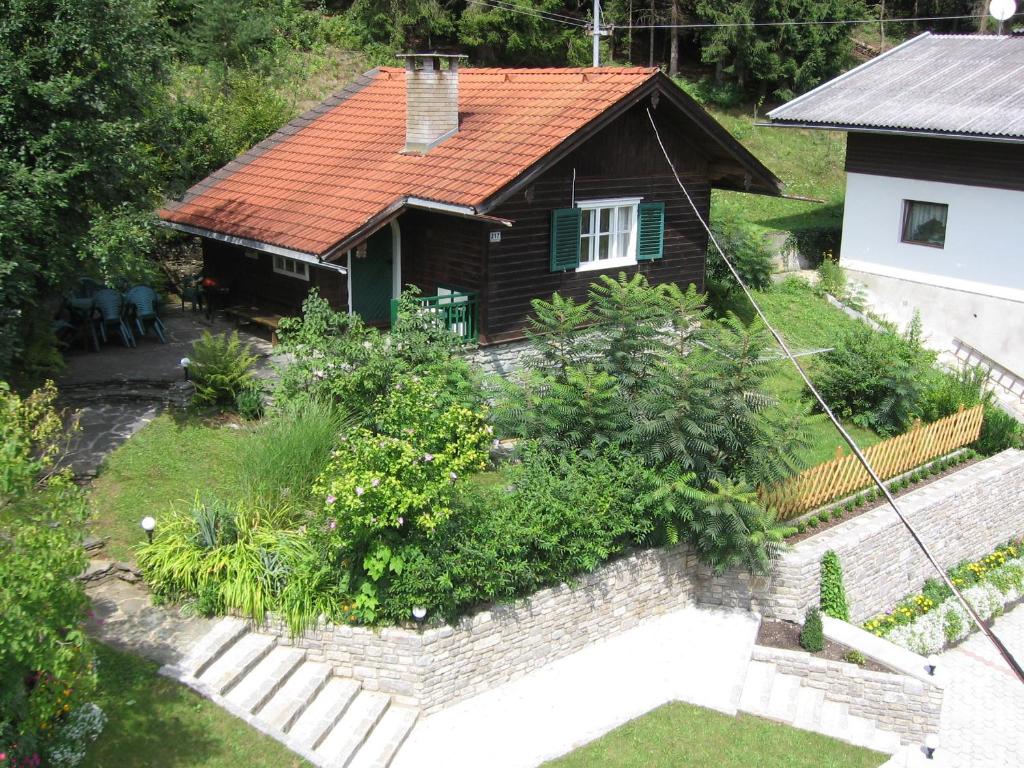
390, 289, 478, 343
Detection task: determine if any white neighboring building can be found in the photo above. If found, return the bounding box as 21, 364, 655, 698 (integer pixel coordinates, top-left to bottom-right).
768, 33, 1024, 374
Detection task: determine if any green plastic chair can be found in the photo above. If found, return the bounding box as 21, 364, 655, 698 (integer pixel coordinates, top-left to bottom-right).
93, 288, 135, 347
125, 285, 166, 343
181, 273, 205, 312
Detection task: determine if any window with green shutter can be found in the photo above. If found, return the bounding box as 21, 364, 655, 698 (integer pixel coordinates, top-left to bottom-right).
636, 201, 665, 261
550, 208, 581, 272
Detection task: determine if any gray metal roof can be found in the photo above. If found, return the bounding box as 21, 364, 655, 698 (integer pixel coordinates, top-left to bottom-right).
767, 33, 1024, 142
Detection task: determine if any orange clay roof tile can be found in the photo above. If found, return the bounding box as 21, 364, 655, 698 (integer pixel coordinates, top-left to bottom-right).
159, 66, 659, 256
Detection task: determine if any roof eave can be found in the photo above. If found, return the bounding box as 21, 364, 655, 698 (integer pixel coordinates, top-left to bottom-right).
763, 121, 1024, 145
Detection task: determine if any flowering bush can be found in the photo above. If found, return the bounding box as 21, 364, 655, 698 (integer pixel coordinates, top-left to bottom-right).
312, 377, 491, 622
862, 538, 1024, 655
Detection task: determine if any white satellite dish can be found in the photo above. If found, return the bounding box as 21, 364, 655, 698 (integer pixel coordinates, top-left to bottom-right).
989, 0, 1016, 22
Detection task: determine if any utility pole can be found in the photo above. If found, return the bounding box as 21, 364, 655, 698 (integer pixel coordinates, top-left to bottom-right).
593, 0, 601, 66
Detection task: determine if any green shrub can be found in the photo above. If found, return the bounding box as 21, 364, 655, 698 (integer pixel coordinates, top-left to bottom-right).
976, 404, 1023, 456
808, 516, 820, 528
919, 364, 989, 422
943, 609, 964, 645
796, 521, 807, 533
705, 214, 774, 311
844, 650, 865, 666
234, 382, 264, 420
785, 226, 842, 268
799, 608, 825, 653
816, 258, 845, 298
813, 322, 935, 436
921, 578, 952, 606
190, 331, 258, 408
820, 550, 849, 621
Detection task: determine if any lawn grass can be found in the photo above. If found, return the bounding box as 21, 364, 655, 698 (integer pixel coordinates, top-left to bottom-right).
88, 414, 250, 561
545, 701, 885, 768
84, 643, 310, 768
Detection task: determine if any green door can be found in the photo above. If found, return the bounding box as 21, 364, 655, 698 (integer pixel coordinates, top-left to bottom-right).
351, 227, 394, 324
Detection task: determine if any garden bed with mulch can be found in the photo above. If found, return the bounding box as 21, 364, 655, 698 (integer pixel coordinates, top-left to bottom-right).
756, 619, 893, 674
783, 453, 981, 545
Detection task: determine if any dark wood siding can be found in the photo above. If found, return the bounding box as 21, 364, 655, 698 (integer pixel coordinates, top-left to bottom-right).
845, 133, 1024, 193
483, 102, 711, 342
202, 240, 347, 312
397, 210, 487, 298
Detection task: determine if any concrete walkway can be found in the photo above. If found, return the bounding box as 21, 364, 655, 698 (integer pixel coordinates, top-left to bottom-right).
393, 606, 759, 768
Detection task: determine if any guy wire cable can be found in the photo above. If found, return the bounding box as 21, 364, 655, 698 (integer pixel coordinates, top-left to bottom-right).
645, 107, 1024, 686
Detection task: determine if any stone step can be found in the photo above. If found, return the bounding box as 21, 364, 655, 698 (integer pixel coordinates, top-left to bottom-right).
845, 713, 878, 749
316, 690, 391, 768
870, 728, 904, 755
198, 632, 276, 695
765, 672, 801, 723
737, 660, 774, 714
792, 686, 825, 730
347, 706, 419, 768
225, 646, 306, 713
260, 661, 334, 734
818, 700, 849, 738
289, 678, 362, 751
182, 616, 249, 677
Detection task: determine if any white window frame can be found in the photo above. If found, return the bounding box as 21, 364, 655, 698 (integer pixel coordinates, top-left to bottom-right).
576, 197, 642, 272
273, 254, 310, 281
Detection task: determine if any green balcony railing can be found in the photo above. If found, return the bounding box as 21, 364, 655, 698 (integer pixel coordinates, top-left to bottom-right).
390, 290, 478, 342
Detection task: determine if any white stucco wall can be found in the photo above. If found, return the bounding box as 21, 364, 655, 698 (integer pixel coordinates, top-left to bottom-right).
840, 172, 1024, 299
839, 172, 1024, 372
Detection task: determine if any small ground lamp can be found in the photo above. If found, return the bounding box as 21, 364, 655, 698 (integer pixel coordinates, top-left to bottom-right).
412, 606, 427, 626
924, 733, 940, 760
180, 357, 191, 381
141, 516, 156, 544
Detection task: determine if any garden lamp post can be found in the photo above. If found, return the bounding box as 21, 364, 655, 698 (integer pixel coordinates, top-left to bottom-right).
180, 357, 191, 381
141, 516, 156, 544
924, 733, 940, 759
925, 655, 938, 676
412, 606, 427, 627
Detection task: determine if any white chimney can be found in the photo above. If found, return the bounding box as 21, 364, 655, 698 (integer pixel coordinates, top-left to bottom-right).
401, 54, 464, 155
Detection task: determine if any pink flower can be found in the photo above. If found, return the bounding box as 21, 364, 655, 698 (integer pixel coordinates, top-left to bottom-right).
355, 486, 365, 496
371, 478, 380, 487
422, 453, 434, 462
328, 519, 337, 530
326, 495, 336, 505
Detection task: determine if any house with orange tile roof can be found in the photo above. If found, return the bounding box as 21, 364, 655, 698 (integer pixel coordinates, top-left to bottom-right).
159, 54, 781, 344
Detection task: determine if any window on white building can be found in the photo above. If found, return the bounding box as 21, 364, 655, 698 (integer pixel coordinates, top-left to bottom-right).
273, 254, 310, 280
901, 200, 948, 248
577, 198, 640, 271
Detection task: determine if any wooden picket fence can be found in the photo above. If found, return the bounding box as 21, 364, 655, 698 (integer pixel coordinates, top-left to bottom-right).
761, 404, 985, 520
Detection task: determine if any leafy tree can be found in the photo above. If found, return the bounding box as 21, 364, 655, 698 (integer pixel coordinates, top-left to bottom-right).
695, 0, 867, 100
0, 0, 170, 379
0, 382, 95, 763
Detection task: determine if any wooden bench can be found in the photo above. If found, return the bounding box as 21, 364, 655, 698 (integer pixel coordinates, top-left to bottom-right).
223, 305, 284, 346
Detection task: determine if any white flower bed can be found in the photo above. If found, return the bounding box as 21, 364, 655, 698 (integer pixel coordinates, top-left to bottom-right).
885, 560, 1024, 656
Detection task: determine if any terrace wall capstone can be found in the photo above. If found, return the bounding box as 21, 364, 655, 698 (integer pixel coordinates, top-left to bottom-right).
704, 448, 1024, 622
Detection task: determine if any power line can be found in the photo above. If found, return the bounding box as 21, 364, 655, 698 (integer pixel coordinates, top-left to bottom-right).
645, 105, 1024, 687
628, 13, 1004, 30
465, 0, 587, 28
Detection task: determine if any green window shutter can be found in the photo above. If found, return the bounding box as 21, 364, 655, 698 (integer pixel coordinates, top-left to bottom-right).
550, 208, 581, 272
636, 201, 665, 262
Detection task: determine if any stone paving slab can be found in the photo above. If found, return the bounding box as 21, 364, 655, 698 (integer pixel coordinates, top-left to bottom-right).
85, 574, 214, 666
61, 402, 160, 478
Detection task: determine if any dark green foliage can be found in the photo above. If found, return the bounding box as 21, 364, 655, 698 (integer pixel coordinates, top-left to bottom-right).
976, 405, 1023, 456
784, 226, 843, 269
844, 650, 865, 666
921, 578, 952, 607
694, 0, 867, 100
807, 516, 819, 528
705, 213, 774, 313
796, 521, 806, 533
919, 364, 990, 422
820, 550, 849, 621
189, 331, 259, 408
813, 321, 935, 436
235, 383, 265, 421
799, 608, 825, 653
943, 609, 963, 644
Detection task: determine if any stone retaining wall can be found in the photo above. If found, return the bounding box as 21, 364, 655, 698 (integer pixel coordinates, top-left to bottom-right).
266, 545, 699, 712
752, 645, 943, 744
467, 338, 533, 377
704, 449, 1024, 622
